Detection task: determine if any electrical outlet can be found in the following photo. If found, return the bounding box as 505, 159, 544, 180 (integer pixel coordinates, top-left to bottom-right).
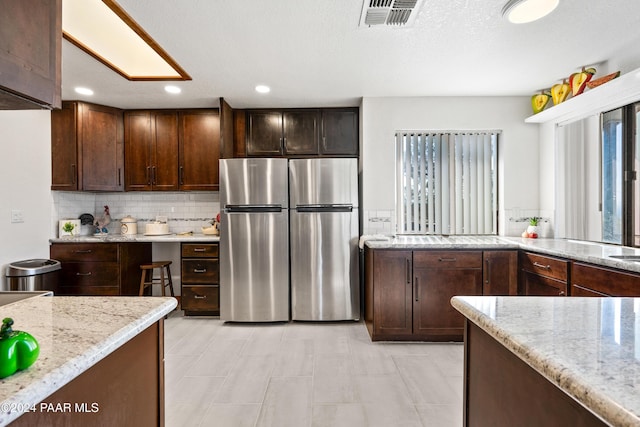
11, 209, 24, 223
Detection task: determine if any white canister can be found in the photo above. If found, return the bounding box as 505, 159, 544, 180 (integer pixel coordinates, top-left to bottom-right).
120, 215, 138, 236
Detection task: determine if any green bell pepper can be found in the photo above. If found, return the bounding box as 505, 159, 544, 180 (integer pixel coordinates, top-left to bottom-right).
0, 318, 39, 379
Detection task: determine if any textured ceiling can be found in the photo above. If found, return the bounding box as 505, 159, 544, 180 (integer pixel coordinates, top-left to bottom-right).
61, 0, 640, 109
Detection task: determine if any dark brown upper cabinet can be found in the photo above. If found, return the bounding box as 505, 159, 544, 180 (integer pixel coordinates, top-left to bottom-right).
51, 101, 124, 192
245, 108, 358, 157
125, 111, 179, 191
320, 108, 358, 155
178, 110, 220, 191
0, 0, 61, 109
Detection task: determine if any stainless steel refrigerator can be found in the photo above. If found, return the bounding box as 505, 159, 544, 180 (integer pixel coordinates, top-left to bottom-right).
289, 158, 360, 321
219, 158, 289, 322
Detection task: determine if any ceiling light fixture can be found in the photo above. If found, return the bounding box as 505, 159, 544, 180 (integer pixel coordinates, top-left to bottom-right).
255, 85, 271, 94
74, 87, 94, 96
502, 0, 559, 24
164, 85, 181, 94
62, 0, 191, 81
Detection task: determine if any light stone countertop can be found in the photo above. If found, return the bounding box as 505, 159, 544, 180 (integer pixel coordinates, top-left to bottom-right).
451, 295, 640, 427
0, 295, 177, 426
50, 233, 220, 243
363, 235, 640, 274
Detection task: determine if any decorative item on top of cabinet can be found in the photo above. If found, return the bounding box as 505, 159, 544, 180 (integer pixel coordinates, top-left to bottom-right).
50, 242, 151, 296
181, 243, 219, 315
0, 0, 61, 109
519, 251, 569, 296
125, 110, 179, 191
51, 101, 124, 192
483, 250, 518, 295
571, 262, 640, 297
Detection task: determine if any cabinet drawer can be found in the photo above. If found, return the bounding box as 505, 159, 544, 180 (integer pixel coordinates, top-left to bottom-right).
572, 262, 640, 297
519, 252, 568, 281
413, 251, 482, 268
182, 285, 220, 311
51, 243, 118, 262
181, 243, 218, 258
58, 262, 119, 286
181, 259, 219, 283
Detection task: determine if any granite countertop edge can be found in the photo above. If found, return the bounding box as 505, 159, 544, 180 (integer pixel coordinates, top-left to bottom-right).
451, 296, 638, 427
50, 233, 220, 243
364, 236, 640, 274
0, 297, 177, 426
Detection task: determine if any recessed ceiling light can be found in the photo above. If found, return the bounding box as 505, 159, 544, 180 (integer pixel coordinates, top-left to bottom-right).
255, 85, 271, 94
164, 85, 181, 94
502, 0, 559, 24
74, 87, 94, 96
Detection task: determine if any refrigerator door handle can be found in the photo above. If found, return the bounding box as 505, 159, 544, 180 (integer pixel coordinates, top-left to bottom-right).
225, 204, 283, 213
295, 204, 353, 213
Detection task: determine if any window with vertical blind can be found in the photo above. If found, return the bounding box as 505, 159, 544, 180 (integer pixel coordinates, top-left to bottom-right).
396, 131, 499, 235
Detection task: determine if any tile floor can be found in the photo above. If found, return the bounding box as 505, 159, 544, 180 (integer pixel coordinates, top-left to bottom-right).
164, 311, 464, 427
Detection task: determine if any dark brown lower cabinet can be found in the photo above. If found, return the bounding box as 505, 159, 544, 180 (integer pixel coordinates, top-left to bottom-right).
365, 249, 483, 342
519, 251, 569, 296
482, 250, 518, 295
181, 242, 220, 316
50, 243, 151, 296
9, 321, 164, 427
464, 321, 606, 427
413, 251, 482, 341
571, 262, 640, 296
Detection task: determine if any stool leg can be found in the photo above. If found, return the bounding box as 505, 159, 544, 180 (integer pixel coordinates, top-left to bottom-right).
160, 267, 166, 297
139, 269, 147, 296
166, 265, 175, 297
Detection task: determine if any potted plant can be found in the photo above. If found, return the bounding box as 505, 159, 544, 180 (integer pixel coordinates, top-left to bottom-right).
524, 217, 541, 238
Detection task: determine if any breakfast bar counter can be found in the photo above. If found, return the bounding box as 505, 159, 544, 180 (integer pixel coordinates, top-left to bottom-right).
452, 295, 640, 427
0, 295, 176, 426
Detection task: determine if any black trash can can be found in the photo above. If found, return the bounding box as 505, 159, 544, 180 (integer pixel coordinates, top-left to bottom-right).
5, 259, 61, 291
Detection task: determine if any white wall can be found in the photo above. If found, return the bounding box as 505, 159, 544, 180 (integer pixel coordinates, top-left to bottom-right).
361, 96, 541, 236
0, 111, 53, 287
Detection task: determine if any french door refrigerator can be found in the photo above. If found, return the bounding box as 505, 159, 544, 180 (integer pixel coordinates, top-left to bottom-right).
289, 158, 360, 321
219, 158, 289, 322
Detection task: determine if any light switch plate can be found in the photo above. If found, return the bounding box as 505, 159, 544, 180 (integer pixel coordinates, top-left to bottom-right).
11, 210, 24, 223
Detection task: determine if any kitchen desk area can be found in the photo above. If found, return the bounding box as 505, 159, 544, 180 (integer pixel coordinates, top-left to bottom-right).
49, 234, 220, 315
0, 294, 176, 426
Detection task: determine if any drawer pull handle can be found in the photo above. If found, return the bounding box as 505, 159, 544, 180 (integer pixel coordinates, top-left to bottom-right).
74, 250, 92, 254
559, 290, 566, 296
76, 272, 92, 276
414, 277, 419, 302
194, 295, 207, 299
193, 268, 207, 273
485, 258, 490, 284
193, 248, 207, 252
533, 262, 551, 270
439, 257, 457, 262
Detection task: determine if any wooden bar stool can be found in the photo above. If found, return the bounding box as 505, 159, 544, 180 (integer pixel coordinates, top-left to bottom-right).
139, 261, 175, 297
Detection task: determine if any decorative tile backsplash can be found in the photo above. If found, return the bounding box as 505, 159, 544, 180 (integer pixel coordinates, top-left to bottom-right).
363, 210, 394, 235
52, 192, 220, 237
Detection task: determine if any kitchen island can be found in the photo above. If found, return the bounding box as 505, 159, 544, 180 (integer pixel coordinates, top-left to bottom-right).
451, 295, 640, 427
0, 295, 176, 426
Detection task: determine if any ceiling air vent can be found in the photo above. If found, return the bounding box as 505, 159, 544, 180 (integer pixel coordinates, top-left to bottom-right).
360, 0, 424, 27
